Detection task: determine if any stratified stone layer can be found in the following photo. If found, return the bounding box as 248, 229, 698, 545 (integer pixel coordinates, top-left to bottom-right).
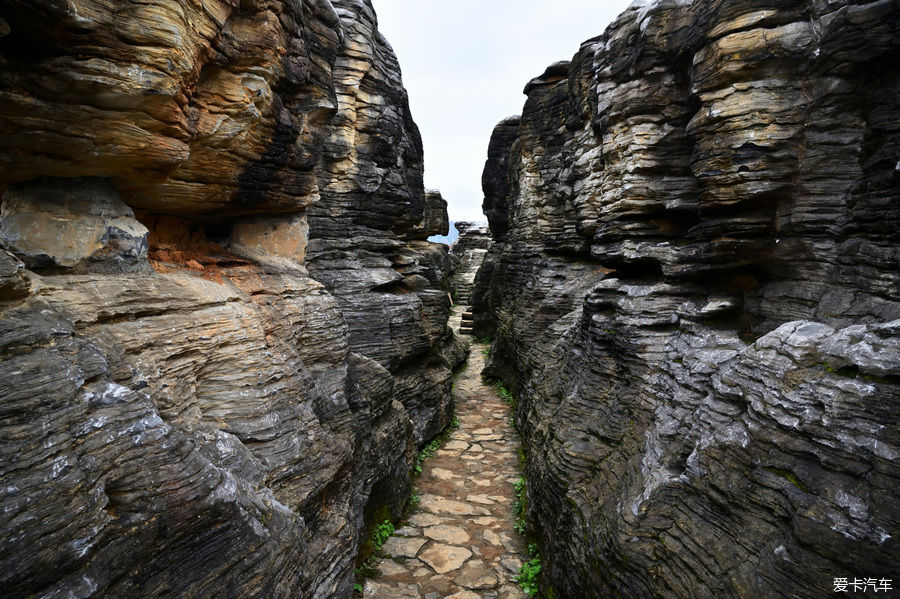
472, 1, 900, 597
0, 1, 462, 597
450, 221, 491, 305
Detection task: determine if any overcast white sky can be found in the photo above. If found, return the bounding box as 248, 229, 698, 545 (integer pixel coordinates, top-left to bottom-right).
372, 0, 634, 221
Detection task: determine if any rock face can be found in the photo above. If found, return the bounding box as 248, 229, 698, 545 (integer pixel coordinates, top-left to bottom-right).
0, 1, 462, 597
472, 1, 900, 597
450, 221, 491, 304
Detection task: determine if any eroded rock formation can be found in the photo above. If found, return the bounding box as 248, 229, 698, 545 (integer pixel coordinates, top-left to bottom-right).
450, 221, 491, 305
0, 1, 463, 597
472, 1, 900, 597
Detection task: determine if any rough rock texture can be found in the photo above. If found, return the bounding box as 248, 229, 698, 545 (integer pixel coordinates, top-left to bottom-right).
414, 190, 451, 240
450, 221, 491, 304
472, 1, 900, 597
0, 1, 462, 597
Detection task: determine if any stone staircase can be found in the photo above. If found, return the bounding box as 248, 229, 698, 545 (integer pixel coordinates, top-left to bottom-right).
459, 309, 474, 336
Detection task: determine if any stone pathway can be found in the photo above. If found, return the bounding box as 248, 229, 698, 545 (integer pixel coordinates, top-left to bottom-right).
362, 322, 527, 599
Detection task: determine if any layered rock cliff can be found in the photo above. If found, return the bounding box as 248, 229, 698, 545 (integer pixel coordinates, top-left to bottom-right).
450, 221, 491, 305
0, 1, 463, 597
473, 1, 900, 597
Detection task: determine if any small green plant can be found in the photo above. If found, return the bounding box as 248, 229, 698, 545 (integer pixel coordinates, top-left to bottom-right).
412, 415, 459, 476
514, 518, 527, 534
408, 488, 421, 509
353, 556, 378, 589
528, 543, 539, 556
474, 336, 491, 344
414, 437, 441, 475
353, 582, 363, 594
496, 382, 516, 407
513, 476, 527, 519
517, 555, 541, 596
372, 519, 394, 552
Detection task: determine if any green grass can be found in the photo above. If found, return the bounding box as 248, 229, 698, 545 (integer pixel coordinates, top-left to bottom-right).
517, 555, 541, 596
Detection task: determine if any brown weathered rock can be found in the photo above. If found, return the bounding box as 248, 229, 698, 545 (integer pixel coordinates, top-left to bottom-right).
473, 1, 900, 597
0, 178, 149, 271
418, 544, 473, 574
423, 525, 471, 545
381, 536, 427, 559
454, 562, 499, 590
0, 1, 462, 598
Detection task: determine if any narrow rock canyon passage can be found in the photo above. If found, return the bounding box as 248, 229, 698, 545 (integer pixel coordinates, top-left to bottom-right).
362, 317, 527, 599
0, 0, 897, 597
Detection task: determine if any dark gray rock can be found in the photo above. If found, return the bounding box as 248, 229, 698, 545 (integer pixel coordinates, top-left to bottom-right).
412, 190, 451, 239
472, 1, 900, 597
0, 245, 29, 299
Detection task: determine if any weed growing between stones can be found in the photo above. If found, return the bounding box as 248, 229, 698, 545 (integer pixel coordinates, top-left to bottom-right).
353, 411, 461, 594
490, 380, 516, 408
513, 476, 527, 534
503, 390, 540, 595
517, 543, 542, 596
413, 439, 440, 475
352, 556, 377, 593
372, 519, 394, 552
353, 519, 396, 592
412, 415, 460, 476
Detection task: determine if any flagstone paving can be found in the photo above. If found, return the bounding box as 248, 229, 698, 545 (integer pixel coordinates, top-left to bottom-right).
362, 323, 527, 599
